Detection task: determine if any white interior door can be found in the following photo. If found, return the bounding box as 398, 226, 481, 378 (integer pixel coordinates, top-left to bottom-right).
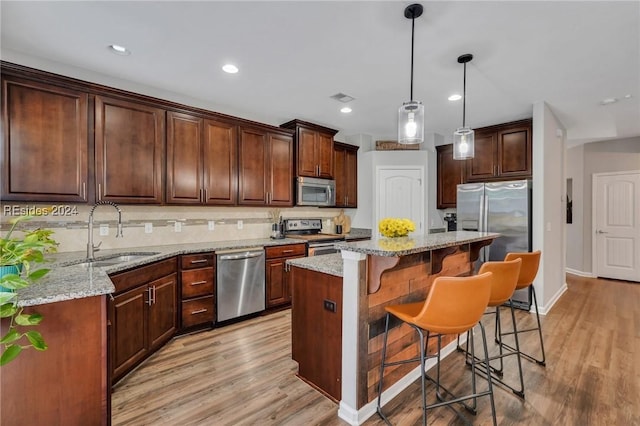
376, 167, 424, 235
593, 171, 640, 282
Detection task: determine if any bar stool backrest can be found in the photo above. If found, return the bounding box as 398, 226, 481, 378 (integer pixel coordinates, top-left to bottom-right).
410, 272, 493, 335
505, 251, 541, 290
478, 258, 522, 306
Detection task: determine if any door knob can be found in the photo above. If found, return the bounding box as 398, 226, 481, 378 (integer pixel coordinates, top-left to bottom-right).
596, 230, 608, 234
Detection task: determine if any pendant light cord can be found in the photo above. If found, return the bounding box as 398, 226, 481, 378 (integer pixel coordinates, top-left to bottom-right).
410, 13, 415, 101
462, 61, 467, 127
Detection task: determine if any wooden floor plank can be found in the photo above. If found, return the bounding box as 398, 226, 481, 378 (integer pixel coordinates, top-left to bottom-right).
112, 274, 640, 425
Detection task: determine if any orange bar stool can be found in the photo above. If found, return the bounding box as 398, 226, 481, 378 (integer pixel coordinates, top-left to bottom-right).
459, 258, 526, 398
376, 272, 497, 426
500, 251, 546, 366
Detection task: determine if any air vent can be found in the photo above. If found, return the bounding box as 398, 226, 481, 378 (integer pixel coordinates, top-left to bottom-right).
330, 93, 355, 103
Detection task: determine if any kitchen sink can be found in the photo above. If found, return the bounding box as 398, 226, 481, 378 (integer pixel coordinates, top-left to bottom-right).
69, 252, 161, 268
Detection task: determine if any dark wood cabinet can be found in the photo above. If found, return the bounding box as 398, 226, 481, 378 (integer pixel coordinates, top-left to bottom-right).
465, 119, 532, 182
179, 252, 215, 329
109, 258, 178, 383
1, 75, 89, 202
238, 127, 294, 206
95, 95, 165, 204
281, 119, 338, 179
436, 144, 465, 209
334, 142, 359, 208
265, 243, 306, 308
166, 112, 238, 205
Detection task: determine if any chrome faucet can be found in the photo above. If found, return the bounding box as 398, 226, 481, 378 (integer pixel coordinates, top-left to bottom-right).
87, 201, 123, 261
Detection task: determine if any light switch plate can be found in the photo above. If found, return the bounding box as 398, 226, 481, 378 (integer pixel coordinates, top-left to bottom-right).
174, 221, 182, 232
144, 223, 153, 233
99, 224, 109, 236
237, 220, 243, 230
208, 220, 215, 231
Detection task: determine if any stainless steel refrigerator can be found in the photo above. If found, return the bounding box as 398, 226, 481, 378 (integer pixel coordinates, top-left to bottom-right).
457, 179, 532, 309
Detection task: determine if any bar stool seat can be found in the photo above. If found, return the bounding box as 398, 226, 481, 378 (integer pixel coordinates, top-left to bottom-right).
376, 272, 497, 426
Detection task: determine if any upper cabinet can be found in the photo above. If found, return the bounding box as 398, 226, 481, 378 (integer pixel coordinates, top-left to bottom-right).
1, 75, 89, 202
166, 112, 237, 205
238, 127, 294, 206
436, 144, 465, 209
334, 142, 359, 208
95, 95, 165, 204
280, 119, 338, 179
465, 119, 532, 182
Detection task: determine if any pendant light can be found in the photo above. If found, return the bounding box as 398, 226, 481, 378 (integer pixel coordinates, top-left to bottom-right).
398, 3, 424, 145
453, 53, 474, 160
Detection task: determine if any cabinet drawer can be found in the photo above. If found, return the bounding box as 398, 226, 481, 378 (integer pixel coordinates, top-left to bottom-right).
110, 258, 177, 294
266, 244, 306, 259
181, 268, 214, 298
181, 296, 215, 328
181, 253, 214, 270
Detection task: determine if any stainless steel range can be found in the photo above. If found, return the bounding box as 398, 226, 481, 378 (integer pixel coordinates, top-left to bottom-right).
283, 218, 345, 256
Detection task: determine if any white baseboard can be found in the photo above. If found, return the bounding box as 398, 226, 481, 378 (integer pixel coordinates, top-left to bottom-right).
338, 337, 464, 425
537, 283, 568, 315
565, 268, 594, 278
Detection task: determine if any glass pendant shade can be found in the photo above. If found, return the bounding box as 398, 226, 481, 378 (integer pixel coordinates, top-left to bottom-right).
398, 101, 424, 144
453, 127, 475, 160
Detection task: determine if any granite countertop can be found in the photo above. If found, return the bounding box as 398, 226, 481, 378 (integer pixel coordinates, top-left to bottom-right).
334, 231, 499, 257
343, 228, 371, 241
16, 237, 302, 307
287, 253, 343, 277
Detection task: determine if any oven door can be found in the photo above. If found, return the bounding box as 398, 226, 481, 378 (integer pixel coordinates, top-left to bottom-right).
307, 241, 340, 256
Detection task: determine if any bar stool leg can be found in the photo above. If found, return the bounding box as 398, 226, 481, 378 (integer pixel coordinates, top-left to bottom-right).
508, 302, 526, 398
531, 286, 547, 366
418, 328, 428, 426
376, 313, 391, 422
479, 322, 498, 426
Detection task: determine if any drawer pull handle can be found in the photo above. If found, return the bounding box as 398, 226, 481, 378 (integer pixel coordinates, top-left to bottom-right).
282, 250, 294, 253
190, 259, 208, 264
190, 280, 207, 286
191, 308, 208, 315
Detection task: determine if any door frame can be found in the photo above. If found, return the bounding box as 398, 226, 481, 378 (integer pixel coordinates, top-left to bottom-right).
374, 165, 425, 236
591, 170, 640, 280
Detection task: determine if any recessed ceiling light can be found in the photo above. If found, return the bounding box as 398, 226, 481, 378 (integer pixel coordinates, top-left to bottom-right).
448, 94, 462, 101
340, 107, 352, 114
624, 94, 632, 99
222, 64, 239, 74
600, 97, 618, 105
109, 44, 131, 56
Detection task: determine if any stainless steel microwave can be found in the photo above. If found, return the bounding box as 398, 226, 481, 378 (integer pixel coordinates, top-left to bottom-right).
296, 176, 336, 207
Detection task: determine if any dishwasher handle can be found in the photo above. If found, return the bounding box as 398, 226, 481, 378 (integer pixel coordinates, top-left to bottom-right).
218, 251, 264, 261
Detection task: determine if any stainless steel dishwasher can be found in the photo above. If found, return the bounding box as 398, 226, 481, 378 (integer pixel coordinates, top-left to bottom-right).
216, 247, 265, 322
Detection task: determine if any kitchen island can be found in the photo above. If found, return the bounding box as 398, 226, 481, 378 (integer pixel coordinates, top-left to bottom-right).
288, 231, 499, 425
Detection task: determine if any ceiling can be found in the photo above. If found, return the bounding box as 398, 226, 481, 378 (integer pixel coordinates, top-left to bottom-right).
2, 1, 639, 146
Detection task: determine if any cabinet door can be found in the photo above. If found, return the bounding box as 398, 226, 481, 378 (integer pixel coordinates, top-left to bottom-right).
203, 118, 237, 205
497, 125, 532, 177
465, 131, 497, 182
1, 76, 88, 202
317, 132, 334, 179
266, 258, 288, 308
297, 128, 318, 177
238, 127, 268, 205
334, 147, 346, 207
95, 96, 164, 203
148, 273, 178, 351
268, 132, 294, 206
437, 144, 465, 208
112, 285, 149, 381
344, 147, 358, 207
166, 111, 203, 204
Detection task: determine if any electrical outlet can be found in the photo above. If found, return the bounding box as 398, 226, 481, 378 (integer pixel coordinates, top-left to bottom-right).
208, 220, 215, 231
237, 220, 243, 230
323, 299, 337, 313
174, 221, 182, 232
144, 223, 153, 234
99, 224, 109, 236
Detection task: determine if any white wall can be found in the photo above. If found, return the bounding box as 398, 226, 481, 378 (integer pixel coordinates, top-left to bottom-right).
532, 101, 566, 311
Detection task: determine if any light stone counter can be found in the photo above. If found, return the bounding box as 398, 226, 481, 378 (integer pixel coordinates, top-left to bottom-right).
17, 238, 302, 307
287, 253, 343, 277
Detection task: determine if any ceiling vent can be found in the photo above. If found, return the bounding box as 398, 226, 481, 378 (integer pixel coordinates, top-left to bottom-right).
330, 93, 355, 103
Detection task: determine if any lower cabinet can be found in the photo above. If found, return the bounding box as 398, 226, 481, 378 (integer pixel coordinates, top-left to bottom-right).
109, 257, 178, 384
265, 243, 306, 308
180, 252, 215, 329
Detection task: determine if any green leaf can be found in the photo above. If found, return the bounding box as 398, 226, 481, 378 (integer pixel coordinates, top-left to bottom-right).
25, 331, 47, 351
0, 292, 17, 305
28, 268, 50, 280
0, 303, 18, 318
0, 328, 20, 344
15, 313, 34, 326
0, 344, 22, 366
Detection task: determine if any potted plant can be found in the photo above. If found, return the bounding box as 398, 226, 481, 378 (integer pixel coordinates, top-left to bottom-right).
0, 215, 58, 365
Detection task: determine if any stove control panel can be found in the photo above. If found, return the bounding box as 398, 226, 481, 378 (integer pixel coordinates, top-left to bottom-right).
284, 218, 323, 232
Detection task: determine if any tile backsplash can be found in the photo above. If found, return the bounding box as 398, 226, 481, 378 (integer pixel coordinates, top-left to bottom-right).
1, 203, 347, 253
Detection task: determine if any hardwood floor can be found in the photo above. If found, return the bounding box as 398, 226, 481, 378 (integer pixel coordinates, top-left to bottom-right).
112, 274, 640, 425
